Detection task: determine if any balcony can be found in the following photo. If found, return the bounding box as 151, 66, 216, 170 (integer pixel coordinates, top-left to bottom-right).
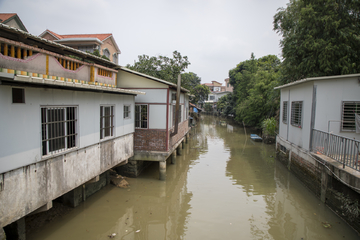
0, 23, 118, 88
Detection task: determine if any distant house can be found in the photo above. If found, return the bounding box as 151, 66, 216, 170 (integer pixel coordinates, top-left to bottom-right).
39, 30, 120, 64
0, 23, 143, 231
0, 13, 27, 32
117, 67, 191, 180
224, 78, 233, 92
276, 73, 360, 152
203, 79, 233, 110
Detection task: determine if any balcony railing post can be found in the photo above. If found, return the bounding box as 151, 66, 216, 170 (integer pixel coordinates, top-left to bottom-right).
343, 139, 347, 169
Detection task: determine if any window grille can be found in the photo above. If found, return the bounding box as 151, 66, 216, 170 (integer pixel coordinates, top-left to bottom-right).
12, 88, 25, 103
135, 105, 148, 128
291, 101, 302, 128
209, 95, 215, 100
41, 106, 77, 156
342, 101, 360, 131
124, 105, 131, 119
282, 101, 288, 124
100, 106, 114, 139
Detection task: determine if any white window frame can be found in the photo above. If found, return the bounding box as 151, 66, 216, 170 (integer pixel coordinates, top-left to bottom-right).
341, 101, 360, 132
112, 53, 118, 64
100, 105, 114, 139
124, 105, 131, 119
282, 101, 288, 124
103, 48, 110, 59
41, 106, 77, 156
291, 101, 302, 128
135, 104, 148, 129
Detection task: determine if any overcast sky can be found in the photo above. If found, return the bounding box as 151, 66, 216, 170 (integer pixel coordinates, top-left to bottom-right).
0, 0, 289, 84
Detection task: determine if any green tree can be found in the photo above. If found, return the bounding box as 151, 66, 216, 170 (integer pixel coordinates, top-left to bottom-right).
217, 93, 236, 117
229, 54, 281, 127
190, 84, 210, 105
181, 72, 201, 90
126, 51, 190, 84
274, 0, 360, 83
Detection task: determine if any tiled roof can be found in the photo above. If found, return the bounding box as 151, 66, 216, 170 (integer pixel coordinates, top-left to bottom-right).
44, 30, 112, 41
44, 29, 63, 40
0, 13, 16, 23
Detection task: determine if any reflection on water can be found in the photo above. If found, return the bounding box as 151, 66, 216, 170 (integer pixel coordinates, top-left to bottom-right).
28, 115, 359, 240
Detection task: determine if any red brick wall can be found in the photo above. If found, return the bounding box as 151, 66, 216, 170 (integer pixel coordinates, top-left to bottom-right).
169, 120, 189, 150
134, 129, 167, 151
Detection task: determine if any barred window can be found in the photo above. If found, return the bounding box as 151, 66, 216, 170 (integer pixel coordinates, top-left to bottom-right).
100, 106, 114, 139
209, 95, 215, 100
282, 101, 288, 124
124, 105, 131, 119
291, 101, 302, 128
342, 101, 360, 131
41, 106, 77, 156
135, 105, 148, 128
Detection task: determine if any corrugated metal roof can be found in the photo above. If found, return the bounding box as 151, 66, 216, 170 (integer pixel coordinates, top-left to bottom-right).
274, 73, 360, 90
119, 67, 190, 93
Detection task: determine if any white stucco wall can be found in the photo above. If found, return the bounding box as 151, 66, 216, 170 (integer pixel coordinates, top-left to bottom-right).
278, 75, 360, 151
135, 89, 168, 103
314, 77, 360, 140
149, 105, 167, 129
117, 70, 167, 88
278, 82, 314, 150
0, 85, 135, 174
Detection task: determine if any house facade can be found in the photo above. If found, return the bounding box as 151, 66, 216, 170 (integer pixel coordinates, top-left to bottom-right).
117, 67, 191, 180
275, 74, 360, 232
276, 74, 360, 151
0, 23, 143, 232
203, 79, 233, 111
0, 13, 27, 32
39, 30, 120, 64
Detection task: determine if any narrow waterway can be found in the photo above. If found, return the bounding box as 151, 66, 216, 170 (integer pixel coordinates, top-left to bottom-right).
28, 115, 359, 240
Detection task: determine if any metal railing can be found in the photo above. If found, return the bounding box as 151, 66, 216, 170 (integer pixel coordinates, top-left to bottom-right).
311, 129, 360, 171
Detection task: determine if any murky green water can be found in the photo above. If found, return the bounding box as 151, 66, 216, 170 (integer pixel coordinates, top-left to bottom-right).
28, 115, 359, 240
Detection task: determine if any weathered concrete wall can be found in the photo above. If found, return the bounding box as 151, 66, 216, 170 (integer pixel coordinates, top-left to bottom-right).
115, 160, 153, 178
0, 133, 133, 229
276, 136, 360, 233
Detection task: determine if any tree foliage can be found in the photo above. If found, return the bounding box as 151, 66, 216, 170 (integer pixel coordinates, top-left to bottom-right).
274, 0, 360, 83
229, 54, 281, 127
217, 93, 236, 117
190, 84, 210, 105
126, 51, 190, 85
181, 72, 201, 90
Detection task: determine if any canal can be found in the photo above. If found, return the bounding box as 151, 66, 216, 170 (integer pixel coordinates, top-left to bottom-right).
28, 115, 359, 240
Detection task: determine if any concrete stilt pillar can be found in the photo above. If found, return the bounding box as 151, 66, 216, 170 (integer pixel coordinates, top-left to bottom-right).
177, 143, 183, 155
171, 151, 177, 164
320, 165, 329, 203
4, 217, 25, 240
185, 134, 188, 144
159, 161, 166, 181
182, 140, 185, 149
